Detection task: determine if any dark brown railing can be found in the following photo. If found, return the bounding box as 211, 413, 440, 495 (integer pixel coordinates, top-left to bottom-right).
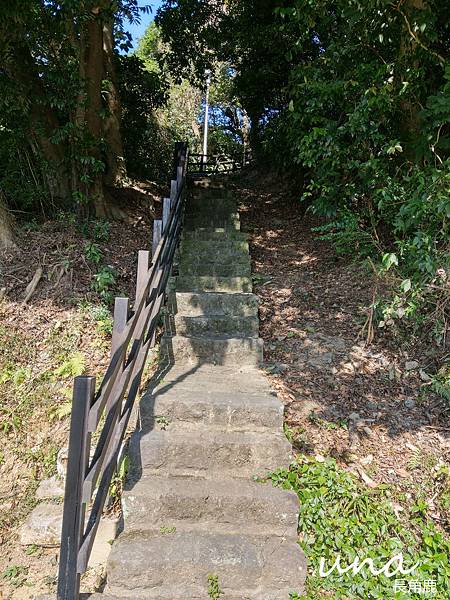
57, 142, 188, 600
188, 149, 253, 177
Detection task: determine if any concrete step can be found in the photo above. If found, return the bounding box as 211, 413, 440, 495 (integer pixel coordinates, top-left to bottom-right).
161, 334, 263, 365
183, 220, 241, 233
169, 292, 259, 317
178, 255, 250, 270
180, 238, 249, 253
128, 429, 292, 479
171, 314, 258, 337
139, 384, 283, 432
185, 200, 237, 215
97, 590, 302, 600
122, 476, 298, 536
191, 186, 233, 199
182, 229, 247, 241
174, 275, 252, 293
106, 531, 306, 599
150, 364, 273, 396
179, 240, 250, 260
178, 262, 251, 278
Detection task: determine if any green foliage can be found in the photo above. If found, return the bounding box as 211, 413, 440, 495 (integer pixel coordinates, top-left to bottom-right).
2, 565, 29, 589
430, 365, 450, 403
207, 574, 224, 599
128, 23, 204, 180
92, 220, 111, 242
117, 52, 172, 181
271, 456, 450, 599
53, 352, 85, 379
92, 266, 116, 304
109, 456, 130, 503
0, 1, 154, 219
81, 302, 114, 336
84, 241, 103, 265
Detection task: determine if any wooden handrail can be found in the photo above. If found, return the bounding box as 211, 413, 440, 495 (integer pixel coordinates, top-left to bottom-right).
56, 141, 189, 600
188, 150, 253, 177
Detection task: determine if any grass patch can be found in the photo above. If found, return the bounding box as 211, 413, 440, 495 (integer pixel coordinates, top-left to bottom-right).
270, 456, 450, 599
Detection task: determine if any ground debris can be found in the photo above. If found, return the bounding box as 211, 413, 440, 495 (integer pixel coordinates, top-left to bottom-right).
237, 171, 449, 532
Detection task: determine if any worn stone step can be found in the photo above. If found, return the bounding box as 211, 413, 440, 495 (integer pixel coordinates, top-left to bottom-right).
178, 262, 251, 278
185, 211, 239, 222
106, 531, 306, 599
182, 229, 247, 241
139, 384, 282, 432
178, 255, 250, 270
191, 185, 233, 198
161, 334, 263, 365
169, 292, 259, 317
96, 590, 301, 600
174, 275, 252, 293
185, 200, 237, 216
128, 429, 291, 478
122, 476, 298, 536
180, 237, 249, 250
151, 364, 273, 397
183, 220, 241, 233
171, 314, 258, 337
179, 244, 249, 259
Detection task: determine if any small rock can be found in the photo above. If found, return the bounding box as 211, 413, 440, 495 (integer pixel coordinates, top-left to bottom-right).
56, 447, 68, 480
419, 369, 431, 382
362, 426, 373, 437
405, 442, 418, 451
36, 476, 65, 500
396, 468, 409, 478
360, 454, 374, 466
88, 516, 120, 567
404, 398, 416, 409
367, 401, 378, 411
315, 454, 325, 463
18, 502, 63, 546
348, 412, 361, 422
356, 466, 377, 488
273, 362, 289, 374
405, 360, 419, 371
308, 352, 334, 367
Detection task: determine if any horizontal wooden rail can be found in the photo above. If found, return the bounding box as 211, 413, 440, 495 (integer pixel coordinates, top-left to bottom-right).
57, 141, 189, 600
188, 150, 253, 177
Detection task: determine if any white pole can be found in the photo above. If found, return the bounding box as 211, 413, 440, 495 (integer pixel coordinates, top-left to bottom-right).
202, 69, 211, 171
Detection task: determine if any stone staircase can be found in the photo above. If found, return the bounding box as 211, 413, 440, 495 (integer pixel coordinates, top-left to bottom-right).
101, 180, 306, 599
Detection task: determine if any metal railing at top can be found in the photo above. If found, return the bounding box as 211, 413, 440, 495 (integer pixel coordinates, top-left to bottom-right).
188, 150, 253, 177
56, 141, 188, 600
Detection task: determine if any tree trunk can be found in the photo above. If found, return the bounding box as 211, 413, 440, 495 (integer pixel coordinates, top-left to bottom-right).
103, 20, 126, 186
81, 5, 109, 216
0, 194, 15, 250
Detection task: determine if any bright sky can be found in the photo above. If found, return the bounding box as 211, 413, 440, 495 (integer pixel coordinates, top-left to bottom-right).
125, 1, 164, 50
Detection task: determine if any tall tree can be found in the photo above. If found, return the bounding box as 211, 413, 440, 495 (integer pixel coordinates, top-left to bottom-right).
0, 0, 145, 241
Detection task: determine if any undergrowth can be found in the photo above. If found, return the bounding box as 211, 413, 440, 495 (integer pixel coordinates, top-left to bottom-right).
271, 456, 450, 600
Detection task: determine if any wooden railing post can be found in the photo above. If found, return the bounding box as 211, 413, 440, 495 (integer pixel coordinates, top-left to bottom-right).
110, 297, 130, 361
57, 376, 95, 600
152, 220, 162, 256
162, 198, 171, 232
136, 250, 150, 302
177, 165, 183, 187
56, 141, 189, 600
170, 180, 178, 207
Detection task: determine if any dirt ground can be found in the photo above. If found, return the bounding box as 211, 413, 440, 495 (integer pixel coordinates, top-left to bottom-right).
1, 172, 448, 598
236, 171, 450, 531
0, 185, 159, 599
